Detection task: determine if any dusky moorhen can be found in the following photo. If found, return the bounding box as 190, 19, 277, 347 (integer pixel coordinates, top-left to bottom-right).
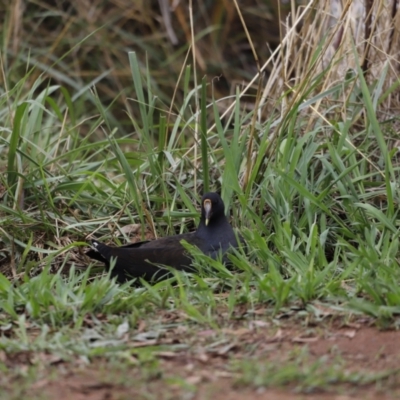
86, 192, 240, 282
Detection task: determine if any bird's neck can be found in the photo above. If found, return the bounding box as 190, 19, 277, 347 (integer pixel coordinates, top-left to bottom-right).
196, 216, 229, 238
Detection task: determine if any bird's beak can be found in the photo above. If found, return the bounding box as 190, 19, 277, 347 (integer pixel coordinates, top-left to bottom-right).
203, 199, 212, 226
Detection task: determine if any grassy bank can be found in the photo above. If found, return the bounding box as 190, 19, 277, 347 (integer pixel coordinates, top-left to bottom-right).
1, 1, 400, 398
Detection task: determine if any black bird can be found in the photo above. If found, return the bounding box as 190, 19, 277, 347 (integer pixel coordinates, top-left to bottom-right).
86, 192, 240, 282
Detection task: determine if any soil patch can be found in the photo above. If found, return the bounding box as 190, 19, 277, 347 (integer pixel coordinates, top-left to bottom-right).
7, 322, 400, 400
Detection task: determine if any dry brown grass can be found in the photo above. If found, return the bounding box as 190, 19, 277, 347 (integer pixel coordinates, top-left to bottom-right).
252, 0, 400, 115
2, 1, 281, 127
3, 1, 399, 133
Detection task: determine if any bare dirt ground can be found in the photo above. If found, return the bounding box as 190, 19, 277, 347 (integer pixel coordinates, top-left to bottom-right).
4, 316, 400, 400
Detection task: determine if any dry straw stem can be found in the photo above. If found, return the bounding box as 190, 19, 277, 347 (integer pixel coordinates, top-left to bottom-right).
231, 0, 262, 191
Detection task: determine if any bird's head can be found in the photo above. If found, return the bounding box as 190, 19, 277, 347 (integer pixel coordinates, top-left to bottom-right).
201, 192, 225, 226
